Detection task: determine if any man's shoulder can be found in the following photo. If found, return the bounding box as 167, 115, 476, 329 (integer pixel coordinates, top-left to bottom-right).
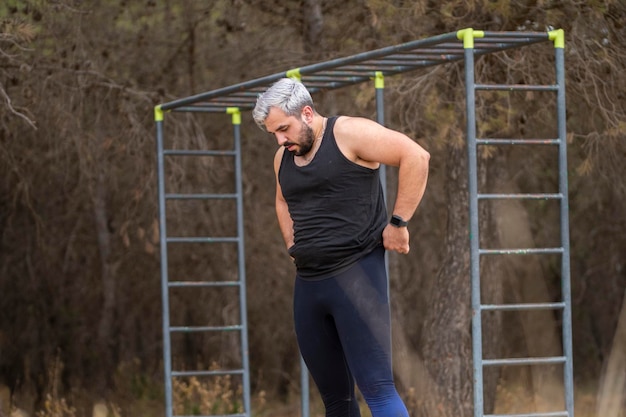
273, 146, 287, 172
334, 115, 377, 133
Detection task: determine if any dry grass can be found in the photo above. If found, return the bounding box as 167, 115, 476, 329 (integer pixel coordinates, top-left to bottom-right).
7, 384, 616, 417
5, 358, 622, 417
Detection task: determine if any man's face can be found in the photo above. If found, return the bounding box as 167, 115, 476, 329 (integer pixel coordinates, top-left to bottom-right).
264, 107, 315, 156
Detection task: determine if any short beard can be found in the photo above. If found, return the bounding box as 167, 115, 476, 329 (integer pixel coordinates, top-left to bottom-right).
293, 122, 315, 156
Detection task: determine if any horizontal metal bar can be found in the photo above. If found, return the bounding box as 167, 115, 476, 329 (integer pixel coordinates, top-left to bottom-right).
189, 99, 255, 108
169, 281, 241, 288
171, 106, 230, 113
160, 31, 463, 110
485, 412, 569, 417
480, 247, 563, 255
165, 193, 237, 200
175, 104, 256, 112
166, 237, 239, 244
478, 193, 562, 200
303, 77, 370, 90
483, 356, 566, 366
172, 369, 245, 377
340, 61, 444, 72
481, 31, 550, 40
406, 48, 464, 55
163, 149, 236, 156
170, 325, 243, 332
475, 83, 558, 91
306, 70, 379, 77
476, 138, 560, 145
481, 302, 565, 311
302, 75, 370, 84
201, 96, 255, 103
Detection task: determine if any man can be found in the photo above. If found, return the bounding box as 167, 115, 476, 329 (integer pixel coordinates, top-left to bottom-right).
253, 78, 429, 417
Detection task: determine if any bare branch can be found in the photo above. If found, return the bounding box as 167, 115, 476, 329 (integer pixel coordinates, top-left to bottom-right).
0, 83, 37, 130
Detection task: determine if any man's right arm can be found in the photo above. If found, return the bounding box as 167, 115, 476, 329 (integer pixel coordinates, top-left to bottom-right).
274, 148, 294, 250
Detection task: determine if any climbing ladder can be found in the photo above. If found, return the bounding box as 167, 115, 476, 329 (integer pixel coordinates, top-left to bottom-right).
155, 107, 251, 417
461, 29, 574, 417
154, 28, 574, 417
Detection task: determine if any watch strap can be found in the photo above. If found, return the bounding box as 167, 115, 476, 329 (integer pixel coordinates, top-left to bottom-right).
390, 214, 408, 228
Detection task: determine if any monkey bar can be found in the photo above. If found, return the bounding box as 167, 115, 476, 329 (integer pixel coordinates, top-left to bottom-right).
154, 28, 574, 417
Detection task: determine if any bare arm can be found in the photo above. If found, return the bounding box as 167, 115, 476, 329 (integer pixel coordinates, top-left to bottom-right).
334, 116, 430, 254
273, 147, 294, 251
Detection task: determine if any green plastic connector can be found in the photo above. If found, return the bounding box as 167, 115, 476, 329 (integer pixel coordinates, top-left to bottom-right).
227, 107, 241, 125
549, 29, 565, 49
286, 68, 301, 81
374, 71, 384, 89
154, 105, 164, 122
457, 28, 485, 49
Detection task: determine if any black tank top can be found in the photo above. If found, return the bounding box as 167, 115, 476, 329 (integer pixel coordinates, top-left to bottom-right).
278, 116, 387, 279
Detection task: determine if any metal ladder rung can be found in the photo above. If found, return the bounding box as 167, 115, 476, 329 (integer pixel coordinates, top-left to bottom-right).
478, 193, 562, 200
476, 138, 560, 145
475, 83, 558, 92
169, 281, 241, 288
166, 237, 239, 243
481, 302, 565, 311
170, 325, 243, 332
172, 369, 245, 378
479, 247, 563, 255
166, 193, 238, 200
485, 412, 569, 417
163, 149, 236, 157
483, 356, 566, 366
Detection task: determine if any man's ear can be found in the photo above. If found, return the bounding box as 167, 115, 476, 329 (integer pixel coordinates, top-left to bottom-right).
301, 106, 314, 124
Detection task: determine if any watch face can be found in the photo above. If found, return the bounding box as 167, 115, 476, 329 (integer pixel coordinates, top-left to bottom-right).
391, 215, 407, 227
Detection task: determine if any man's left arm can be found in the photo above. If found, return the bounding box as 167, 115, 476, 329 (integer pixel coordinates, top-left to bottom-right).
335, 116, 430, 254
384, 139, 429, 254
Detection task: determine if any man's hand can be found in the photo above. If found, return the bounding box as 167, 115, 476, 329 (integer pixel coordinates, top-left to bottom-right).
382, 224, 410, 254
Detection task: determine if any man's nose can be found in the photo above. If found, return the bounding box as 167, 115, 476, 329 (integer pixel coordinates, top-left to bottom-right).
275, 133, 287, 146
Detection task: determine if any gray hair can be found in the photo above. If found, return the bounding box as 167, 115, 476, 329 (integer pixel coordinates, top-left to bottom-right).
252, 78, 314, 131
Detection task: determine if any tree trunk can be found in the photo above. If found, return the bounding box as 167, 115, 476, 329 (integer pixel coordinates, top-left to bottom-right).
420, 143, 473, 417
596, 288, 626, 417
301, 0, 323, 58
492, 188, 564, 412
93, 168, 117, 393
478, 153, 508, 414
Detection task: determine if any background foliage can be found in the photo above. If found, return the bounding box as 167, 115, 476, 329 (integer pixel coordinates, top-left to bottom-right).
0, 0, 624, 416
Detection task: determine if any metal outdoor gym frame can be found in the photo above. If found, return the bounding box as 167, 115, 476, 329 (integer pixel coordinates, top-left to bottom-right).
154, 28, 574, 417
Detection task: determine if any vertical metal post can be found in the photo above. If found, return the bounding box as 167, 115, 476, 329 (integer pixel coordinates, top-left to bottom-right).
228, 107, 253, 416
375, 71, 395, 366
289, 73, 311, 417
155, 106, 174, 417
375, 71, 391, 280
551, 29, 575, 417
375, 71, 387, 203
459, 29, 485, 417
300, 355, 309, 417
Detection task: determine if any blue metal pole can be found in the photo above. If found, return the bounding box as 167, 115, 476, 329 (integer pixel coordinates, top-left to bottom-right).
229, 108, 253, 416
460, 29, 485, 417
375, 71, 387, 204
374, 71, 395, 370
155, 106, 174, 417
300, 355, 309, 417
551, 30, 575, 417
375, 71, 392, 293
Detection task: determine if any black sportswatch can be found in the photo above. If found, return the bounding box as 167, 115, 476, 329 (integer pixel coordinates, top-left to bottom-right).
389, 214, 408, 228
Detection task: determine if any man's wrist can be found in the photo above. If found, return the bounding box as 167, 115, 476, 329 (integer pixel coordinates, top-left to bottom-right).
389, 214, 408, 228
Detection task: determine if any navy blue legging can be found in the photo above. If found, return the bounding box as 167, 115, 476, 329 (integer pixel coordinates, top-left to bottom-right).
294, 246, 409, 417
